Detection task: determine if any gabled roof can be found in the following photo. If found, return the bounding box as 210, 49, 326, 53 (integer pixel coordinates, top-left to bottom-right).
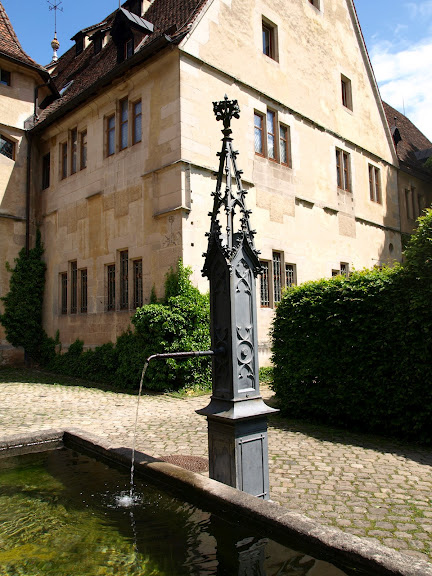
0, 1, 48, 76
383, 101, 432, 179
33, 0, 209, 130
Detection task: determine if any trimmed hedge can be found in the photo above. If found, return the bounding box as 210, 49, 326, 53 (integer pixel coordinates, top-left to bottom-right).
271, 208, 432, 443
45, 262, 211, 393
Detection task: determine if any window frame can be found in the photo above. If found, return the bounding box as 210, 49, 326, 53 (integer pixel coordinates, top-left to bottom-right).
0, 134, 15, 160
262, 18, 278, 61
80, 268, 88, 313
42, 152, 50, 190
60, 141, 68, 179
119, 98, 129, 151
260, 253, 296, 308
106, 114, 116, 157
254, 112, 265, 157
60, 272, 68, 315
70, 128, 78, 175
107, 264, 116, 311
336, 148, 350, 192
368, 164, 381, 204
341, 74, 353, 111
267, 110, 277, 161
259, 261, 270, 308
279, 123, 291, 167
80, 130, 87, 170
133, 259, 143, 308
132, 100, 142, 145
70, 261, 78, 314
0, 68, 11, 86
119, 250, 129, 310
285, 263, 297, 288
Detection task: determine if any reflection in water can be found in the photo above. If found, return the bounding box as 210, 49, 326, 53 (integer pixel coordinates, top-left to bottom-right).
0, 448, 348, 576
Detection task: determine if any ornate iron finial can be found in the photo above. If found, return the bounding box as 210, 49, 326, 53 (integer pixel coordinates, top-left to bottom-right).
213, 95, 240, 132
203, 96, 261, 278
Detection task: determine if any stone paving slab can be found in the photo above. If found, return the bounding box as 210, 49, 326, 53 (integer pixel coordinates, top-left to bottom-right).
0, 376, 431, 563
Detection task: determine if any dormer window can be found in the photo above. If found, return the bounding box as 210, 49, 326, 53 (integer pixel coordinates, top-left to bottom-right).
127, 0, 142, 16
125, 38, 134, 59
75, 35, 84, 56
94, 35, 103, 54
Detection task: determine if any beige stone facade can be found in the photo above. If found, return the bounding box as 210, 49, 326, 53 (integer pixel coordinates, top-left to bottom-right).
0, 5, 53, 363
1, 0, 431, 365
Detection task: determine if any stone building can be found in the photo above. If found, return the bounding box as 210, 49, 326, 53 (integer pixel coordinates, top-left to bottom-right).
0, 2, 56, 363
0, 0, 431, 364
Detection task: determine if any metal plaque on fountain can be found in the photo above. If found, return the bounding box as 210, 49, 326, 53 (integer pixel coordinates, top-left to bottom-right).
197, 96, 278, 500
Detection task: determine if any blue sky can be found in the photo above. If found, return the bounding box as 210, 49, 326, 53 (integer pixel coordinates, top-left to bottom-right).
3, 0, 432, 140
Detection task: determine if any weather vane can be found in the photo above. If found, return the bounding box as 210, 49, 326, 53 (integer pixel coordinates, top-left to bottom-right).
47, 0, 63, 36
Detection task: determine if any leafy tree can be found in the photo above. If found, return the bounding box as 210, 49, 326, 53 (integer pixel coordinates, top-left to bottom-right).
0, 230, 53, 362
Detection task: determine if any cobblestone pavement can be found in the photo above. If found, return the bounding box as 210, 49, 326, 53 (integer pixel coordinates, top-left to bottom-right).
1, 375, 431, 563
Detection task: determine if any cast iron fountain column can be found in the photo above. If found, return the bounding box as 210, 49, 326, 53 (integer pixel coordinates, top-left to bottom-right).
197, 96, 277, 500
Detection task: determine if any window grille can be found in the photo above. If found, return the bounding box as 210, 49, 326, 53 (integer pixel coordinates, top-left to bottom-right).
80, 269, 88, 313
61, 273, 68, 314
71, 262, 77, 314
120, 251, 128, 309
273, 252, 282, 304
107, 265, 115, 310
285, 264, 296, 287
133, 259, 143, 308
260, 261, 270, 307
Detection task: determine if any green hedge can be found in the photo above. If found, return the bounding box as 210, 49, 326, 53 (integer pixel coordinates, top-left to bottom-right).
271, 209, 432, 443
45, 262, 211, 393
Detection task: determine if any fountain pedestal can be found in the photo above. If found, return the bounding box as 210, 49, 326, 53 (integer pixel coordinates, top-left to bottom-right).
197, 96, 277, 500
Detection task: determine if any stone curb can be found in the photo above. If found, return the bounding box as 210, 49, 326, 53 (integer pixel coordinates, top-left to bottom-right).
1, 429, 431, 576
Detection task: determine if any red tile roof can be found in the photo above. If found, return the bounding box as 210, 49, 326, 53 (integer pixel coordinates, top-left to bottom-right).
383, 101, 432, 179
0, 1, 48, 74
33, 0, 209, 128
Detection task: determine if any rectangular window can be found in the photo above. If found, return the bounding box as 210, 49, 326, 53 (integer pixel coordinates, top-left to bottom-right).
107, 265, 116, 311
120, 250, 129, 309
132, 100, 142, 144
120, 99, 128, 150
368, 164, 381, 203
341, 75, 352, 110
267, 110, 276, 160
260, 261, 270, 308
71, 128, 78, 174
42, 153, 50, 189
80, 130, 87, 169
0, 134, 15, 160
254, 112, 264, 155
0, 69, 11, 86
262, 21, 277, 60
273, 252, 282, 304
94, 35, 102, 54
61, 273, 68, 314
107, 115, 115, 156
61, 142, 68, 179
405, 188, 413, 220
279, 124, 290, 166
336, 149, 350, 191
285, 263, 296, 288
125, 38, 134, 59
340, 262, 349, 278
80, 269, 88, 313
133, 259, 143, 308
70, 261, 78, 314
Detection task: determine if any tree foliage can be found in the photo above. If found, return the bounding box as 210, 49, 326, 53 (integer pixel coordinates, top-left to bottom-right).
46, 261, 211, 393
0, 230, 54, 363
271, 208, 432, 443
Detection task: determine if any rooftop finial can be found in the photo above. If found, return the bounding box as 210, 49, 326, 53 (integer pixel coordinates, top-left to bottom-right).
48, 0, 63, 62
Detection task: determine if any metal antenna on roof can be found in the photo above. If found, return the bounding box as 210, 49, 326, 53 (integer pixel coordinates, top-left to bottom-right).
47, 0, 63, 62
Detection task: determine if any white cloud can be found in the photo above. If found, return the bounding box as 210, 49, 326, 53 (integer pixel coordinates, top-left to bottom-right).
405, 1, 432, 19
370, 39, 432, 141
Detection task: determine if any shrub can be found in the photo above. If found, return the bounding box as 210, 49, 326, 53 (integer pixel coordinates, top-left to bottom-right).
45, 262, 211, 393
0, 229, 55, 363
271, 208, 432, 443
